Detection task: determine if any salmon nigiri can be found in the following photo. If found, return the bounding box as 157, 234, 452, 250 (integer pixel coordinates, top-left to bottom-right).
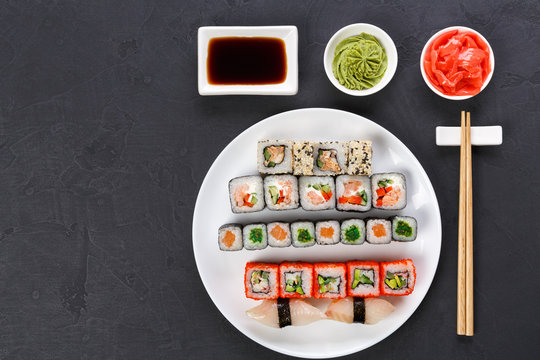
325, 297, 395, 325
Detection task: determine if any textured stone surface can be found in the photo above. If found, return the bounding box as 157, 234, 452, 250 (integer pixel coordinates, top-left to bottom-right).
0, 0, 538, 359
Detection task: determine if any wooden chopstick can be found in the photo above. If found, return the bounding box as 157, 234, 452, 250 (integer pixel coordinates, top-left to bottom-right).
457, 111, 467, 335
465, 112, 474, 336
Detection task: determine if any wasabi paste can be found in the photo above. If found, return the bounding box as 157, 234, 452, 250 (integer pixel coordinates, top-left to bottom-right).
332, 33, 388, 90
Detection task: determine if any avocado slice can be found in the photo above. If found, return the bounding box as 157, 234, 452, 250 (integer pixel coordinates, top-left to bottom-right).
321, 184, 331, 194
268, 186, 279, 204
316, 150, 324, 168
263, 147, 271, 161
352, 269, 361, 289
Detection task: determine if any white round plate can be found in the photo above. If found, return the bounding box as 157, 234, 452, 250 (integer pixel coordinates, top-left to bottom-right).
192, 108, 441, 358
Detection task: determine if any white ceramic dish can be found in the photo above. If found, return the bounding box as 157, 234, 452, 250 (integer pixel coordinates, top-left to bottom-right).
420, 26, 495, 100
198, 26, 298, 96
192, 108, 441, 358
323, 24, 398, 96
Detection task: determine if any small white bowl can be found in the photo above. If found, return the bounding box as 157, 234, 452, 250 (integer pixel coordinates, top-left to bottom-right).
323, 23, 398, 96
198, 26, 298, 96
420, 26, 495, 100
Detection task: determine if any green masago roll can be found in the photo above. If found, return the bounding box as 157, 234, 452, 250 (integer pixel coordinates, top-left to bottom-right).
332, 33, 388, 90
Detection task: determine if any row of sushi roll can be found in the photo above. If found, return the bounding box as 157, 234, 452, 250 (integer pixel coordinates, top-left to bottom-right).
257, 140, 373, 177
218, 216, 417, 251
245, 259, 416, 328
229, 173, 406, 213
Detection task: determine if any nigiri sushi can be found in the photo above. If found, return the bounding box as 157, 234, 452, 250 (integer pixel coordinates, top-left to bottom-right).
246, 298, 326, 328
325, 297, 395, 325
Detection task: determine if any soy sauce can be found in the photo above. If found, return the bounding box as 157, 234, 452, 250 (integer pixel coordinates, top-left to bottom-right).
207, 37, 287, 85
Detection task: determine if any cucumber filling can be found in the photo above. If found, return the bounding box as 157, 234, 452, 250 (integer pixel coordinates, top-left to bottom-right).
384, 271, 408, 290
317, 274, 340, 293
352, 269, 374, 289
250, 270, 270, 293
285, 272, 304, 295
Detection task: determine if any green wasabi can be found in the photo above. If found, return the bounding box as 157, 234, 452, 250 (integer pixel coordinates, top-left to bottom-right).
332, 33, 388, 90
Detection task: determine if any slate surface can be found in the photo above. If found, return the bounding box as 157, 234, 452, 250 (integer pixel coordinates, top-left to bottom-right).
0, 0, 538, 359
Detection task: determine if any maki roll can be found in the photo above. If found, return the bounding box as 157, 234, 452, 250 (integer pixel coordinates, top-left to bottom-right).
347, 141, 373, 176
263, 175, 299, 211
391, 216, 417, 242
299, 176, 335, 211
346, 261, 380, 297
243, 223, 268, 250
244, 262, 279, 300
267, 222, 292, 248
218, 223, 243, 251
336, 175, 372, 212
366, 219, 392, 244
313, 263, 347, 299
279, 262, 313, 298
293, 141, 315, 176
315, 220, 341, 245
371, 173, 407, 210
340, 219, 366, 245
229, 176, 265, 213
290, 221, 316, 248
257, 140, 293, 174
313, 142, 348, 176
380, 259, 416, 296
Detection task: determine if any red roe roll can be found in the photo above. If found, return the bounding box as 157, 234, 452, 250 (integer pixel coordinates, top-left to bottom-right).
380, 259, 416, 296
313, 263, 347, 299
279, 262, 313, 298
244, 262, 279, 300
423, 29, 491, 96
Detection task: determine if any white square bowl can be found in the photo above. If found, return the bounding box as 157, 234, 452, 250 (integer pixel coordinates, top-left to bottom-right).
198, 26, 298, 96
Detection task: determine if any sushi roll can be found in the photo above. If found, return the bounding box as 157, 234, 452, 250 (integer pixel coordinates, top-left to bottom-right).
346, 261, 380, 297
326, 297, 395, 325
218, 223, 243, 251
267, 222, 292, 248
299, 176, 335, 210
279, 262, 313, 298
246, 298, 326, 328
229, 176, 265, 213
347, 141, 373, 176
243, 223, 268, 250
336, 175, 372, 212
290, 221, 316, 248
315, 220, 341, 245
340, 219, 366, 245
371, 173, 407, 210
380, 259, 416, 296
313, 142, 348, 176
244, 262, 280, 300
366, 219, 392, 244
313, 263, 347, 299
257, 140, 293, 174
263, 175, 299, 211
391, 216, 417, 242
293, 141, 315, 176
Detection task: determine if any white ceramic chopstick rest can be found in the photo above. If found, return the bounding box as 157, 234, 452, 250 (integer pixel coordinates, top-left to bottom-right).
436, 126, 503, 146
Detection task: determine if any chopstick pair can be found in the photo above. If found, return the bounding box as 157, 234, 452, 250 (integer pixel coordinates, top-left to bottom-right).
457, 111, 473, 336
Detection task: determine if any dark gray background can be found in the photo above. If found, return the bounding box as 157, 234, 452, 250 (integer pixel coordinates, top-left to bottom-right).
0, 0, 538, 359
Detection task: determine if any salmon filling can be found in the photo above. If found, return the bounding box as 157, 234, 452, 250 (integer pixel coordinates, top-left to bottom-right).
222, 230, 236, 248
316, 149, 341, 172
375, 178, 401, 207
338, 180, 368, 206
263, 146, 285, 167
270, 225, 287, 241
306, 183, 333, 205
